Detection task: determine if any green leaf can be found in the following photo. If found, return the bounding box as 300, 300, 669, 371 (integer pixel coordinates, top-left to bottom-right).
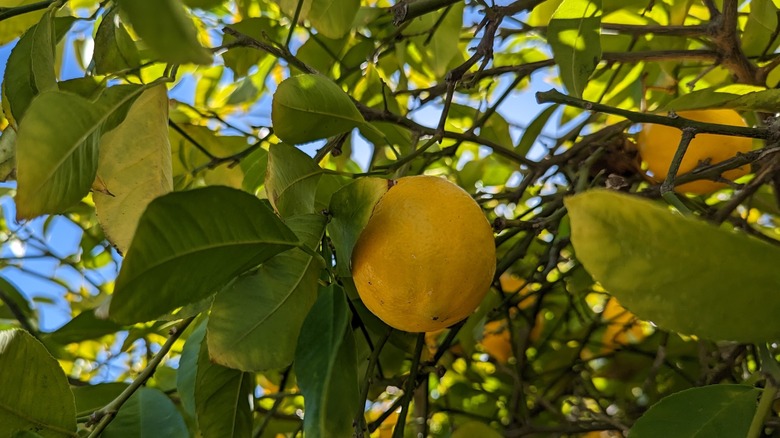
662, 84, 768, 111
630, 385, 759, 437
307, 0, 359, 39
15, 85, 147, 219
177, 320, 207, 417
93, 8, 142, 75
0, 127, 15, 181
102, 387, 187, 438
327, 177, 389, 278
71, 383, 129, 416
516, 104, 557, 156
294, 284, 360, 438
43, 309, 121, 345
548, 0, 602, 98
208, 214, 325, 371
272, 74, 379, 145
93, 84, 173, 255
265, 143, 323, 217
0, 277, 34, 327
196, 322, 253, 438
240, 147, 268, 194
115, 0, 212, 65
565, 189, 780, 342
742, 0, 779, 57
109, 186, 300, 324
403, 2, 464, 77
221, 18, 281, 78
0, 329, 77, 437
1, 9, 69, 127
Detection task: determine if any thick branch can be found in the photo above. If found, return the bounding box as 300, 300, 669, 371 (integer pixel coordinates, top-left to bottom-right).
0, 0, 55, 22
709, 0, 760, 84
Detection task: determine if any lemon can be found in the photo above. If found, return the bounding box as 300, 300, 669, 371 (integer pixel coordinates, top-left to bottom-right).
637, 109, 752, 194
351, 175, 496, 333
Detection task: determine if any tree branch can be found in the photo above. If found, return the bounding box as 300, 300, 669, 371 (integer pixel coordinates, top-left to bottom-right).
86, 318, 195, 437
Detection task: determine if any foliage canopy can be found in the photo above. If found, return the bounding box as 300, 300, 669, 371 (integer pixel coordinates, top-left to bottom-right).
1, 0, 780, 437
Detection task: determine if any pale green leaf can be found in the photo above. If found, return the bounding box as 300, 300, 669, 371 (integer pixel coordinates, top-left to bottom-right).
109, 186, 300, 324
294, 284, 360, 438
94, 84, 173, 255
662, 84, 767, 111
565, 189, 780, 342
0, 329, 77, 437
15, 85, 147, 219
630, 385, 759, 437
548, 0, 602, 98
208, 214, 326, 371
196, 324, 253, 438
327, 177, 389, 278
308, 0, 359, 39
266, 143, 323, 217
272, 74, 379, 145
115, 0, 212, 65
102, 387, 187, 438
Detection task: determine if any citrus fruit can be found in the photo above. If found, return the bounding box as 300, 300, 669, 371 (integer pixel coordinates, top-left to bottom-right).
637, 109, 752, 194
600, 297, 648, 352
351, 175, 496, 333
480, 320, 513, 364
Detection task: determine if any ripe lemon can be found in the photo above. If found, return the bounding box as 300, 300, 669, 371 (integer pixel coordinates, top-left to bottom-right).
351, 175, 496, 333
637, 109, 752, 194
480, 320, 513, 364
601, 297, 647, 353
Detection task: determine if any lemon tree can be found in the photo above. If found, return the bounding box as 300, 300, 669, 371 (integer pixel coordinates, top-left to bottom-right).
1, 1, 780, 437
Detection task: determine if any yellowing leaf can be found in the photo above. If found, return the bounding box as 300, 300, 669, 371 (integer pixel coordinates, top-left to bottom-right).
94, 85, 173, 255
566, 189, 780, 342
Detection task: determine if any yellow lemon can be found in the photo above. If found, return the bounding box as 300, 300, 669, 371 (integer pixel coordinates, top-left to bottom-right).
351, 175, 496, 333
637, 109, 752, 194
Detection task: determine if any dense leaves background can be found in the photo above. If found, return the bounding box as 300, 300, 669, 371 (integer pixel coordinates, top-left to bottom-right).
1, 0, 780, 437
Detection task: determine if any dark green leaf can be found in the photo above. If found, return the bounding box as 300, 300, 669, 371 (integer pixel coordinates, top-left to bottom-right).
516, 104, 557, 156
177, 320, 207, 417
110, 186, 300, 324
43, 310, 120, 345
294, 284, 360, 438
93, 8, 141, 75
0, 329, 77, 437
196, 324, 253, 438
103, 387, 187, 438
630, 385, 759, 437
266, 143, 323, 217
0, 277, 34, 327
327, 177, 389, 277
548, 0, 602, 98
208, 214, 325, 371
72, 383, 129, 416
115, 0, 212, 65
565, 189, 780, 341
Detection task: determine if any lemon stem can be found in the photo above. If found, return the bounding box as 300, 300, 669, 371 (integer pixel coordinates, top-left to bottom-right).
392, 333, 426, 438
